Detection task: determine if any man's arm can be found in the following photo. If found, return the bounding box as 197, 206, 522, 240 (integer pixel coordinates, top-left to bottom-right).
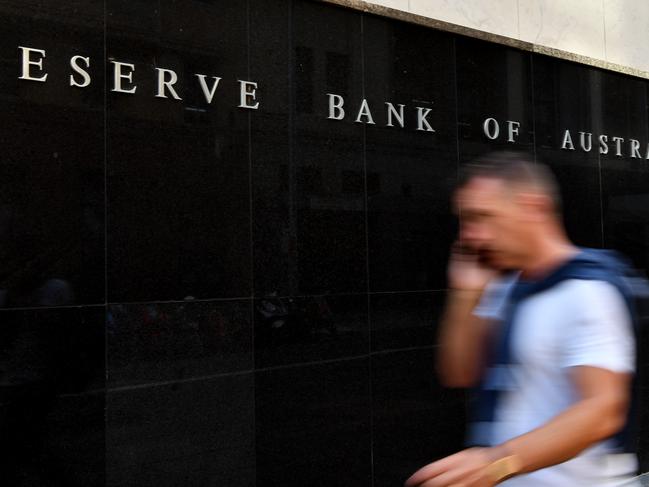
437, 244, 496, 388
405, 366, 631, 487
502, 365, 630, 472
437, 289, 490, 388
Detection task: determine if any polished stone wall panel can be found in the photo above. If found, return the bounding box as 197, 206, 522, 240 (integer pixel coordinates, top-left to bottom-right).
255, 359, 372, 487
372, 349, 466, 487
108, 299, 253, 387
288, 0, 367, 295
532, 54, 605, 247
0, 2, 106, 307
364, 17, 458, 292
107, 373, 255, 487
636, 321, 649, 471
456, 36, 535, 162
255, 293, 369, 367
106, 0, 252, 302
0, 306, 105, 486
370, 291, 445, 351
250, 0, 293, 297
598, 71, 649, 272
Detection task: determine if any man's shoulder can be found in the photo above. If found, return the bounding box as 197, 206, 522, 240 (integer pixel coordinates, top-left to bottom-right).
554, 278, 622, 296
545, 278, 627, 310
541, 279, 632, 330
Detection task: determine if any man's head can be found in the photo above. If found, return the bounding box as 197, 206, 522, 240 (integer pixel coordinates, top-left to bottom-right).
454, 151, 565, 270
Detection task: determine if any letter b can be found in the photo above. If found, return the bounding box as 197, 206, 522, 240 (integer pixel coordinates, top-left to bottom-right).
327, 93, 345, 120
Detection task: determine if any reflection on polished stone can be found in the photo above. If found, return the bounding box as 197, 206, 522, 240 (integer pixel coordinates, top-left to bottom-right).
252, 0, 369, 297
598, 70, 649, 272
601, 159, 649, 274
599, 70, 648, 143
107, 373, 254, 487
372, 349, 466, 487
370, 291, 445, 352
0, 306, 105, 486
287, 0, 367, 295
258, 0, 368, 296
0, 1, 105, 307
638, 385, 649, 473
250, 0, 293, 297
255, 358, 371, 487
106, 0, 252, 302
108, 299, 253, 387
364, 16, 457, 292
255, 293, 368, 367
456, 36, 534, 162
533, 54, 604, 248
638, 322, 649, 473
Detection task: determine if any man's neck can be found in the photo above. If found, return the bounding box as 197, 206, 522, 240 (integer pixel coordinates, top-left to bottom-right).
519, 239, 579, 281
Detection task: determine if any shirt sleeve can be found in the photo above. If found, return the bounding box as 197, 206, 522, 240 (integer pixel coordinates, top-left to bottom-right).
560, 280, 635, 373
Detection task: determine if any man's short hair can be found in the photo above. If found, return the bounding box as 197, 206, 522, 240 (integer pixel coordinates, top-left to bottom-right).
458, 151, 562, 214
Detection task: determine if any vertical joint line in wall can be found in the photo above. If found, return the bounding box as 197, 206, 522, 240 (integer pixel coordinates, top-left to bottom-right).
360, 13, 375, 487
360, 13, 366, 101
360, 15, 369, 296
597, 154, 605, 248
245, 0, 257, 475
360, 13, 371, 343
287, 0, 296, 296
530, 55, 537, 164
246, 0, 254, 302
103, 0, 108, 307
452, 35, 465, 279
452, 38, 461, 186
102, 0, 108, 441
245, 0, 256, 377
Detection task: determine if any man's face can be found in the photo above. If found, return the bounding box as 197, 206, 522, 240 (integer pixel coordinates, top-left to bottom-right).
454, 176, 533, 270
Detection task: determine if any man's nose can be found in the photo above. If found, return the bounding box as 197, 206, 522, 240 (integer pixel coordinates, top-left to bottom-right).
460, 223, 479, 242
460, 223, 489, 246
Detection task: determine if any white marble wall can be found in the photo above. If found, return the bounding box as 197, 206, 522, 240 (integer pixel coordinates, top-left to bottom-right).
359, 0, 649, 74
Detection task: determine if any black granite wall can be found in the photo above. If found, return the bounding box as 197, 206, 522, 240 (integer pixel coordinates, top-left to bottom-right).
1, 1, 648, 486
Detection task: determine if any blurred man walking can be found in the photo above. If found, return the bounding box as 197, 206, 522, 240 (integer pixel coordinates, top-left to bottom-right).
407, 152, 639, 486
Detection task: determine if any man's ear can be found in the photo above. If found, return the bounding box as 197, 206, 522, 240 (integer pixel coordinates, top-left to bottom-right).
515, 191, 553, 222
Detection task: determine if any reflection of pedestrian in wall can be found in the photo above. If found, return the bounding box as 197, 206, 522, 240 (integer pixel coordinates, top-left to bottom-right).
406, 152, 640, 486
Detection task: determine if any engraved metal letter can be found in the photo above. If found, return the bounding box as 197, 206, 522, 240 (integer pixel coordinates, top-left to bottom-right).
69, 55, 91, 88
416, 107, 434, 132
561, 130, 575, 150
483, 118, 499, 140
612, 136, 624, 156
599, 135, 609, 154
156, 68, 182, 100
18, 46, 48, 82
238, 80, 260, 109
327, 94, 345, 120
111, 61, 137, 94
195, 75, 221, 104
579, 132, 592, 152
355, 99, 376, 124
385, 102, 405, 128
506, 121, 520, 143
